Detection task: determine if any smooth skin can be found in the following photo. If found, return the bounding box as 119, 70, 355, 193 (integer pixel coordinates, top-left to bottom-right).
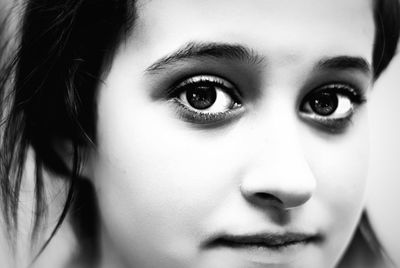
86, 0, 375, 267
368, 52, 400, 267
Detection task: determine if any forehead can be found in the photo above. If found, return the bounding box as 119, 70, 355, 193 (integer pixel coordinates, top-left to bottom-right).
130, 0, 374, 66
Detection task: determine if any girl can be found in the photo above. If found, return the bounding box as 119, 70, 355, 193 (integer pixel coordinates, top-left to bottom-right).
1, 0, 399, 267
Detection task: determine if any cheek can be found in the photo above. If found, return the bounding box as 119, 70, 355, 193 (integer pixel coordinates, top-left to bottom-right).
91, 84, 243, 262
301, 111, 369, 233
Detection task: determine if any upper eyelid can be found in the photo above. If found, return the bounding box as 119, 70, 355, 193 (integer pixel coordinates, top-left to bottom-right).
165, 73, 367, 108
310, 83, 359, 93
300, 68, 370, 98
304, 83, 366, 102
176, 75, 234, 88
168, 74, 242, 99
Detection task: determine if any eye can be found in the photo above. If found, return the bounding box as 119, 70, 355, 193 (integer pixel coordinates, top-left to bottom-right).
300, 84, 366, 130
176, 75, 239, 112
169, 75, 243, 125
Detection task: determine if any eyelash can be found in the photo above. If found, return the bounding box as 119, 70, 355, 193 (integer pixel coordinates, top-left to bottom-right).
167, 75, 366, 130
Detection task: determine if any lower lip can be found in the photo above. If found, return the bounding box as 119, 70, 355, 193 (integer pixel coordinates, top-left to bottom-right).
207, 239, 316, 264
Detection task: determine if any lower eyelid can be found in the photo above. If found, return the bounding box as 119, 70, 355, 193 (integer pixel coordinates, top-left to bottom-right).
298, 99, 367, 133
168, 99, 245, 126
299, 113, 354, 134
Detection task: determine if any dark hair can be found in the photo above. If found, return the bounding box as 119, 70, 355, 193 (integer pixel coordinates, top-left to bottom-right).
0, 0, 137, 262
0, 0, 399, 265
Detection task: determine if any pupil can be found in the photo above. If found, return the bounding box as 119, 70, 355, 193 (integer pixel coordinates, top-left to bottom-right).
310, 92, 338, 116
186, 86, 217, 110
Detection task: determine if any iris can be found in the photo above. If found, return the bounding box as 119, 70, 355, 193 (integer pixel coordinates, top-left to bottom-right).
186, 85, 217, 110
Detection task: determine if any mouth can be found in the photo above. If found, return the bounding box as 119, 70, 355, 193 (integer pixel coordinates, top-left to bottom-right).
202, 232, 322, 250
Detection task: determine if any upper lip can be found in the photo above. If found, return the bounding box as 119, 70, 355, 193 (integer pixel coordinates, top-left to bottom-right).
202, 232, 321, 249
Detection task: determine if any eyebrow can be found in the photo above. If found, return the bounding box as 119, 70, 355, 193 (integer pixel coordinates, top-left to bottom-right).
145, 41, 264, 73
145, 42, 372, 76
315, 56, 371, 75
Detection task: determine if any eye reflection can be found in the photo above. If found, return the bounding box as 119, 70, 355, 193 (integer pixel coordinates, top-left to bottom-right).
183, 85, 217, 110
308, 91, 339, 116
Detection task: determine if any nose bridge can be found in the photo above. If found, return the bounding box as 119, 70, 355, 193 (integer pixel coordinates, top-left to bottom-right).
240, 112, 316, 209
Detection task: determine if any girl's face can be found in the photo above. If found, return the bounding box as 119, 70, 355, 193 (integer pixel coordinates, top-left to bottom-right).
89, 0, 374, 267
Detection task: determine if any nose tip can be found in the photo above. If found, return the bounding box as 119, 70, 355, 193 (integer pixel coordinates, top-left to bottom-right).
240, 181, 315, 210
239, 148, 316, 210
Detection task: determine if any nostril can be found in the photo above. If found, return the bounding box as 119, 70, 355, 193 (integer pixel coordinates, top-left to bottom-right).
253, 192, 283, 205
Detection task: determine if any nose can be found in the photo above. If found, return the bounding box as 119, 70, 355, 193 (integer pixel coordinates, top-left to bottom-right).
239, 129, 316, 210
